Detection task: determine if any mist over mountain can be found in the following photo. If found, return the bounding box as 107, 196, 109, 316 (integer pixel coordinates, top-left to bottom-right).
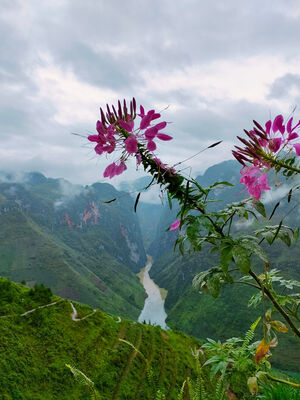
0, 172, 146, 319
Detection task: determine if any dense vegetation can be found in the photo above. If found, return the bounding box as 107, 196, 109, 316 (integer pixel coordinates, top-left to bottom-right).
0, 278, 201, 399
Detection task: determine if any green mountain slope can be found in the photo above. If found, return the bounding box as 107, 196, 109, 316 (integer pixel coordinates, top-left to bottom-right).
0, 174, 147, 319
0, 208, 145, 319
0, 278, 199, 400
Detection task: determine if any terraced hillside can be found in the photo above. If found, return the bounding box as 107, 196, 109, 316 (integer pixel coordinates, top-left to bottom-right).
0, 278, 199, 399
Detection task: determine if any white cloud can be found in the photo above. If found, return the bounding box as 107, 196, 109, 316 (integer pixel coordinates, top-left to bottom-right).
140, 56, 300, 107
31, 56, 119, 125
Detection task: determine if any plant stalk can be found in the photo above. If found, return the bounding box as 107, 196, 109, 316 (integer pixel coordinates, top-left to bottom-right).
249, 270, 300, 338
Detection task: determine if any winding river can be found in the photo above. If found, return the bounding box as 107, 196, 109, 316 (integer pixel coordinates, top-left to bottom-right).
137, 255, 168, 329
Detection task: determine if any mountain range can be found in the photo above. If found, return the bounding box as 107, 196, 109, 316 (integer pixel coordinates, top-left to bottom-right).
0, 160, 299, 371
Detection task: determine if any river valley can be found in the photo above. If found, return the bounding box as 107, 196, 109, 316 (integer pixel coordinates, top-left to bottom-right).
137, 255, 168, 329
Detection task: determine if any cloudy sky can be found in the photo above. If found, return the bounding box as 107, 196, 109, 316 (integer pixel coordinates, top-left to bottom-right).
1, 0, 300, 187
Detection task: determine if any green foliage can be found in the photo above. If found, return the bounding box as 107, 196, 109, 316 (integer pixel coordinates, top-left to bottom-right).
199, 318, 264, 397
29, 283, 52, 304
259, 382, 300, 400
0, 278, 200, 399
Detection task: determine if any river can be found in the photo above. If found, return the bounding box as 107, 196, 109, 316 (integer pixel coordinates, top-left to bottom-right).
137, 255, 168, 329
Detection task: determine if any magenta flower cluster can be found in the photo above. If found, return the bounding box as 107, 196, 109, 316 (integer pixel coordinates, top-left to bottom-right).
88, 99, 173, 179
232, 114, 300, 199
258, 115, 300, 156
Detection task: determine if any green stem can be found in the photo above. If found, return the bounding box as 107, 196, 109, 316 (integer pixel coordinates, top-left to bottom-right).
263, 153, 300, 174
266, 373, 300, 388
249, 270, 300, 338
234, 281, 261, 290
141, 153, 225, 237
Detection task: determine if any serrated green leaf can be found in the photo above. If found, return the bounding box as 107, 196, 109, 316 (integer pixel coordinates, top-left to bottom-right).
207, 275, 221, 298
232, 245, 251, 274
278, 230, 291, 246
253, 199, 266, 218
264, 231, 275, 245
220, 245, 233, 272
240, 239, 268, 262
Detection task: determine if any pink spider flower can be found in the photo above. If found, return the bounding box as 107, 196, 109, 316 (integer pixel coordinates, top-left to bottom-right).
233, 115, 300, 168
240, 166, 270, 199
89, 98, 174, 179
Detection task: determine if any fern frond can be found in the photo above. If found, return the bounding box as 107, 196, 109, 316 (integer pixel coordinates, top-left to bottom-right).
177, 380, 186, 400
241, 317, 261, 352
215, 378, 225, 400
155, 389, 166, 400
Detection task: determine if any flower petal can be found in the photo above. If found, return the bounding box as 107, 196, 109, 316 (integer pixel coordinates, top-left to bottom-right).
94, 143, 104, 155
88, 135, 100, 142
272, 115, 285, 135
287, 117, 293, 134
103, 163, 117, 178
144, 127, 158, 140
147, 140, 156, 151
125, 135, 138, 154
268, 137, 281, 153
115, 162, 127, 175
156, 133, 173, 141
288, 132, 299, 141
294, 143, 300, 156
265, 120, 272, 135
119, 120, 134, 132
96, 120, 106, 135
170, 219, 180, 231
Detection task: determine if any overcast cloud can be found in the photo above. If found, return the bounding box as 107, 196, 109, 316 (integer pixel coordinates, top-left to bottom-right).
1, 0, 300, 186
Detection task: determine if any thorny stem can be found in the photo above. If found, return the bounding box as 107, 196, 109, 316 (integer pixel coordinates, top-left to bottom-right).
249, 270, 300, 338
